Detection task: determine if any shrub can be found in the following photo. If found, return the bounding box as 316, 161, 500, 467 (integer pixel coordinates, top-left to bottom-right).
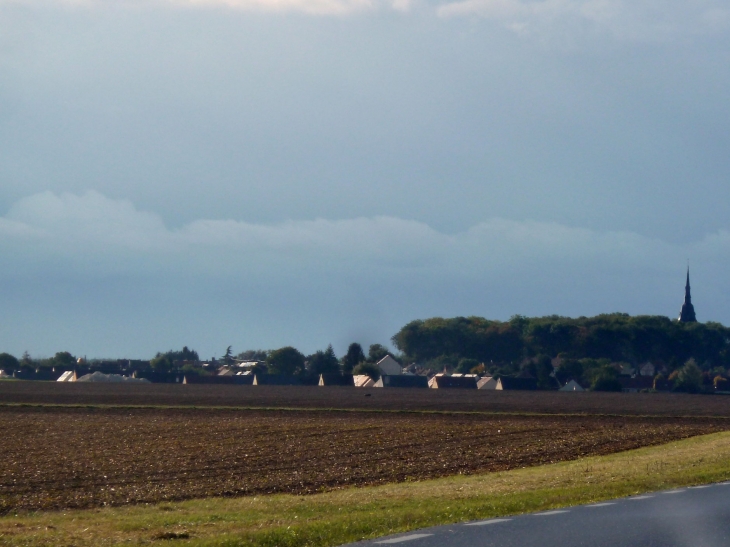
267, 347, 306, 376
456, 358, 480, 374
674, 359, 703, 393
353, 362, 381, 381
591, 374, 622, 392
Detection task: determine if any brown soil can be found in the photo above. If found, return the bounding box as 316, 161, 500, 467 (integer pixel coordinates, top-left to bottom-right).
1, 406, 727, 513
3, 382, 730, 416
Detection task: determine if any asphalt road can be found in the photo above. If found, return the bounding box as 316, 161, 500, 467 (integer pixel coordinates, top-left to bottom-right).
344, 482, 730, 547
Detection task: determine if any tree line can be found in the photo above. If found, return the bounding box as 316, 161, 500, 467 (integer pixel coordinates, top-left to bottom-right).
4, 313, 730, 392
391, 313, 730, 391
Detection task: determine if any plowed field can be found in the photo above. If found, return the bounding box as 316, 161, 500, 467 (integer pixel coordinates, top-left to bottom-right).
1, 407, 727, 513
4, 381, 730, 416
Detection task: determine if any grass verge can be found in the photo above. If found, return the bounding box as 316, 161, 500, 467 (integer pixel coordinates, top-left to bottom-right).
2, 431, 730, 546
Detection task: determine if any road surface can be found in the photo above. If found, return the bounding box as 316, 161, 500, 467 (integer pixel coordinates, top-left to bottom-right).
343, 482, 730, 547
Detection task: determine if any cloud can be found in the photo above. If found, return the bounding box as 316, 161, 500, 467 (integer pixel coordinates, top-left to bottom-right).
4, 0, 728, 33
0, 190, 713, 279
178, 0, 375, 15
436, 0, 730, 41
0, 0, 407, 15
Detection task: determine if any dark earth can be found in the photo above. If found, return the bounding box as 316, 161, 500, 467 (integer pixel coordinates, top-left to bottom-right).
3, 381, 730, 415
1, 404, 728, 513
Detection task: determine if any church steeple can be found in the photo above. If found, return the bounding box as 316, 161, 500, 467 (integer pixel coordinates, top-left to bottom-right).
678, 266, 697, 323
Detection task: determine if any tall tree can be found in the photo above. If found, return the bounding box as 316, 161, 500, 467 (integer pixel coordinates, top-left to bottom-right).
367, 344, 390, 363
391, 314, 730, 372
309, 345, 340, 376
342, 343, 365, 374
674, 358, 703, 393
51, 351, 76, 368
267, 347, 305, 376
0, 353, 19, 372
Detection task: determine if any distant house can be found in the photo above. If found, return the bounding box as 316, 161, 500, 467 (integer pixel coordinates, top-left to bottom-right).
373, 375, 428, 388
235, 360, 266, 369
376, 356, 402, 376
353, 375, 376, 388
318, 374, 355, 386
428, 372, 446, 385
559, 379, 585, 392
619, 364, 636, 377
477, 376, 498, 389
428, 375, 477, 389
217, 367, 235, 376
495, 377, 538, 391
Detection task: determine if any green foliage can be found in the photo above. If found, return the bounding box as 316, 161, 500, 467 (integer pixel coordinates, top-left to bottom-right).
267, 347, 306, 376
392, 314, 730, 373
392, 317, 524, 365
422, 354, 460, 373
150, 354, 174, 372
553, 358, 580, 385
521, 354, 555, 389
151, 346, 199, 373
308, 345, 340, 376
20, 351, 33, 367
367, 344, 390, 363
353, 362, 381, 381
0, 353, 19, 371
342, 343, 365, 374
456, 358, 479, 374
585, 364, 622, 392
222, 346, 234, 366
51, 351, 76, 368
180, 363, 210, 377
590, 374, 622, 392
674, 358, 703, 393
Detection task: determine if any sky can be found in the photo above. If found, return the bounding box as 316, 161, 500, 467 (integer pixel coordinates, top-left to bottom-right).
1, 0, 730, 359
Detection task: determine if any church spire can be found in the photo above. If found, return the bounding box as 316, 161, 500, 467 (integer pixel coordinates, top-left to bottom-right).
678, 266, 697, 323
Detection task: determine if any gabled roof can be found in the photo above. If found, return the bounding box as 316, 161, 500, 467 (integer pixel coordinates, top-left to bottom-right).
353, 375, 375, 387
559, 379, 585, 392
374, 375, 428, 388
376, 355, 402, 375
477, 376, 497, 389
429, 375, 477, 389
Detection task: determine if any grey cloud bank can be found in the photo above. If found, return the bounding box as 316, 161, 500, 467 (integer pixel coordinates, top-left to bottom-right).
1, 191, 728, 358
0, 191, 685, 274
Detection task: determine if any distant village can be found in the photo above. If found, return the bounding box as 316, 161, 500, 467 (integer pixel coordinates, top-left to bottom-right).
2, 270, 729, 394
0, 341, 727, 395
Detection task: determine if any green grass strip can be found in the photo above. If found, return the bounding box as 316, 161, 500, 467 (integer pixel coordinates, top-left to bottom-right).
2, 431, 730, 546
